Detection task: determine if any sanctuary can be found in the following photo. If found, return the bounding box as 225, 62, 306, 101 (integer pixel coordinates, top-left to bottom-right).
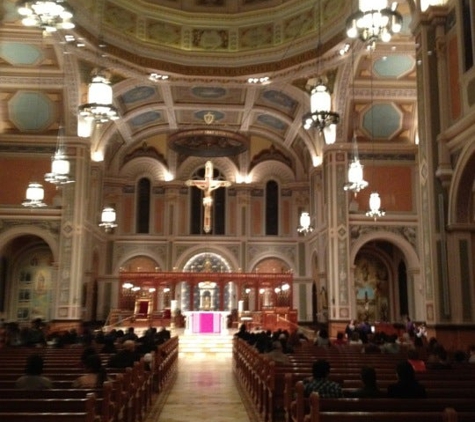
106, 270, 297, 333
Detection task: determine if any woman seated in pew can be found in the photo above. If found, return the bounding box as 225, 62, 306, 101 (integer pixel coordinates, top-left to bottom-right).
387, 360, 427, 398
347, 366, 385, 398
303, 359, 343, 398
15, 353, 53, 390
72, 353, 109, 388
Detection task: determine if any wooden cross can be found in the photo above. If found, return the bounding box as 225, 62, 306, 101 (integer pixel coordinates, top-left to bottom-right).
186, 161, 231, 233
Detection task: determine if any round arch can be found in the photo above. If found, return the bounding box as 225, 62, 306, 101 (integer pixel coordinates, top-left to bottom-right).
349, 228, 422, 321
248, 253, 294, 274
350, 229, 419, 271
447, 138, 475, 226
0, 226, 59, 262
174, 245, 240, 272
113, 252, 165, 275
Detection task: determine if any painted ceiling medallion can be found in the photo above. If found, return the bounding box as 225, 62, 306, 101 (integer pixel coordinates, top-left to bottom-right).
168, 129, 249, 157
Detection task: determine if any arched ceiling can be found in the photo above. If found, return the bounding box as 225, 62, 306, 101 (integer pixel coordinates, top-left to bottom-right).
0, 0, 418, 181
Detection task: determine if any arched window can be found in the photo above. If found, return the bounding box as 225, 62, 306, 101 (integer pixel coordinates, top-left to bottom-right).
136, 178, 151, 233
265, 180, 279, 235
190, 165, 226, 235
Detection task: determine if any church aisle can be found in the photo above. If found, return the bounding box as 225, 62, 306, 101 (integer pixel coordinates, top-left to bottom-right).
146, 353, 258, 422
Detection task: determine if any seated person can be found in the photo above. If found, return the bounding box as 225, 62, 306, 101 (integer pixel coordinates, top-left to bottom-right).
264, 340, 291, 365
468, 345, 475, 363
380, 334, 401, 354
387, 360, 426, 398
303, 359, 343, 398
426, 347, 452, 370
348, 366, 384, 398
107, 340, 141, 368
407, 349, 426, 372
314, 328, 330, 348
15, 354, 53, 390
333, 332, 347, 346
349, 331, 363, 346
73, 354, 108, 388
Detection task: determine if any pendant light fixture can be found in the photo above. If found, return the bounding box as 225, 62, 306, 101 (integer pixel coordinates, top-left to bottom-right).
22, 182, 46, 207
99, 206, 118, 232
344, 44, 368, 195
297, 211, 314, 235
78, 1, 119, 127
302, 0, 339, 145
346, 0, 402, 49
365, 50, 385, 220
78, 71, 119, 124
17, 0, 75, 33
44, 125, 74, 186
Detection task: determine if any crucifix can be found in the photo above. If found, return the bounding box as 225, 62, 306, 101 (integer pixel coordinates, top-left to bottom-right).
186, 161, 231, 233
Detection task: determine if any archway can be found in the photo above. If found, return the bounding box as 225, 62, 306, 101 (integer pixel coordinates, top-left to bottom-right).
353, 240, 410, 323
0, 235, 54, 322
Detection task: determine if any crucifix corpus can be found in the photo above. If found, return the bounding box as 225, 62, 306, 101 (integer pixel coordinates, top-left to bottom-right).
186, 161, 231, 233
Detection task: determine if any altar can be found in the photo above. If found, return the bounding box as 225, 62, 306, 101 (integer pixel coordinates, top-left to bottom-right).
184, 311, 229, 335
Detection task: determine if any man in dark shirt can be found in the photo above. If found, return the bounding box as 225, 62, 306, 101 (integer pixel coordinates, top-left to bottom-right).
107, 340, 141, 368
387, 360, 427, 398
15, 354, 53, 390
303, 359, 343, 398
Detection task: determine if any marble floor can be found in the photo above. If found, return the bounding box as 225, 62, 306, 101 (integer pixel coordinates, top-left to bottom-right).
146, 353, 260, 422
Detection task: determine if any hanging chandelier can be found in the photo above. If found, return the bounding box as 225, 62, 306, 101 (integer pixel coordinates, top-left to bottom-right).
346, 0, 402, 46
343, 133, 368, 194
17, 0, 75, 32
22, 182, 47, 207
302, 80, 340, 145
78, 73, 119, 124
99, 206, 118, 232
297, 212, 314, 235
44, 126, 74, 186
366, 192, 385, 220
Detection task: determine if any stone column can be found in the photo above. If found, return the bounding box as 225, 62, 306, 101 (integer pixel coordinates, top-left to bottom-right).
53, 142, 90, 322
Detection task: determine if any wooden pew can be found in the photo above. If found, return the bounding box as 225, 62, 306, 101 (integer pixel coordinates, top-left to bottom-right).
0, 383, 114, 422
234, 337, 475, 422
291, 382, 459, 422
0, 392, 98, 422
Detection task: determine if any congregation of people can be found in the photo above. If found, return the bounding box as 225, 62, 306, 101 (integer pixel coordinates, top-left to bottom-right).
0, 320, 172, 391
234, 315, 475, 401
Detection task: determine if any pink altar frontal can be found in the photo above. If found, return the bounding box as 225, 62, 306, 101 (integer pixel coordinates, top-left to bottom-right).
184, 311, 229, 335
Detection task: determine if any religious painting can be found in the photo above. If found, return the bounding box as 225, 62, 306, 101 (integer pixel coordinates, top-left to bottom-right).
354, 255, 390, 322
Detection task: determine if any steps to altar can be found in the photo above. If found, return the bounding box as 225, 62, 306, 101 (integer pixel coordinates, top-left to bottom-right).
178, 333, 234, 358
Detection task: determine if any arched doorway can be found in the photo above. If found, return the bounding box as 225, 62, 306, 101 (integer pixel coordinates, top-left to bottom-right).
0, 235, 54, 322
353, 240, 410, 323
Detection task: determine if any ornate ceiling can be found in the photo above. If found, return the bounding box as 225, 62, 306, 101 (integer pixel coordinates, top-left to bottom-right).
0, 0, 418, 182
